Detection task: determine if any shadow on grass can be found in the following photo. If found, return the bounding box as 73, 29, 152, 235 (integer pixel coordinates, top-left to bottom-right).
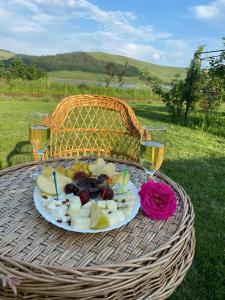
132, 104, 174, 125
161, 156, 225, 300
7, 140, 33, 167
132, 103, 225, 139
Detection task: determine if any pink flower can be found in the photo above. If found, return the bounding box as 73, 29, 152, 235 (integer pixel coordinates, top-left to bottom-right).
139, 180, 177, 220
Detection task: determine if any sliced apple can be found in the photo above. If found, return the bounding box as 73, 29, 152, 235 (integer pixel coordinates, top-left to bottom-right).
112, 172, 130, 186
90, 203, 110, 229
37, 174, 72, 195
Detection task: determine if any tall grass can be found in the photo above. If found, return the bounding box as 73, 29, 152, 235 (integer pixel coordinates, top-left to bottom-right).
0, 79, 160, 102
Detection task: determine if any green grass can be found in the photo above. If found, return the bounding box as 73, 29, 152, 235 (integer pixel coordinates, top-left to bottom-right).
89, 52, 186, 83
0, 79, 159, 101
0, 98, 224, 299
1, 48, 185, 83
48, 70, 139, 84
0, 49, 15, 60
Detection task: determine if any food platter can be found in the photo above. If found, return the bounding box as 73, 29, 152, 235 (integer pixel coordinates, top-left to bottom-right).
33, 158, 141, 233
33, 181, 140, 233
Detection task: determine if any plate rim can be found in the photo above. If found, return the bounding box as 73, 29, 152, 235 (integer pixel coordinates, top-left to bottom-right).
33, 181, 140, 233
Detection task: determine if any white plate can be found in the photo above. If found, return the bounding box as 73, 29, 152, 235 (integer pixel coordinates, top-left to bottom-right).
33, 181, 140, 233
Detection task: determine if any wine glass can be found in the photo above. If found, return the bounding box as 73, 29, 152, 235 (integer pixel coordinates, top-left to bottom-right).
140, 126, 166, 180
29, 113, 50, 178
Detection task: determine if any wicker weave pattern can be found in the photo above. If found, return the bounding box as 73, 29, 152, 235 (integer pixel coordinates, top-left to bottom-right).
47, 95, 141, 162
0, 158, 195, 300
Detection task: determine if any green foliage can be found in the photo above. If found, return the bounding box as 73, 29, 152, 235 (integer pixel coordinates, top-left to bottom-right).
116, 61, 128, 88
2, 58, 46, 80
105, 61, 129, 87
182, 46, 204, 120
105, 62, 117, 87
1, 49, 186, 83
164, 80, 185, 117
196, 43, 225, 127
141, 41, 224, 127
16, 52, 139, 77
141, 70, 163, 95
0, 78, 160, 102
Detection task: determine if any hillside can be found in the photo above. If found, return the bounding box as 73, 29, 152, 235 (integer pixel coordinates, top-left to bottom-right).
0, 49, 15, 60
2, 49, 186, 83
16, 52, 139, 77
89, 52, 186, 82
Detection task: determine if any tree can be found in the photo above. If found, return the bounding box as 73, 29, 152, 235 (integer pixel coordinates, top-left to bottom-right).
141, 70, 163, 96
164, 80, 186, 117
2, 58, 46, 80
182, 45, 204, 121
142, 46, 205, 121
196, 45, 225, 127
8, 59, 26, 79
116, 61, 128, 88
105, 62, 116, 87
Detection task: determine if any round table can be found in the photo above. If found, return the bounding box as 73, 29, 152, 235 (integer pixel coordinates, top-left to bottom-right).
0, 158, 195, 300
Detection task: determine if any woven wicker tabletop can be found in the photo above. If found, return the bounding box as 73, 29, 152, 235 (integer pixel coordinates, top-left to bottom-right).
0, 158, 195, 300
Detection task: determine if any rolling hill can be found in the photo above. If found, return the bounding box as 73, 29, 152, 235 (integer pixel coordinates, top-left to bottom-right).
0, 49, 15, 60
88, 52, 186, 82
1, 49, 186, 83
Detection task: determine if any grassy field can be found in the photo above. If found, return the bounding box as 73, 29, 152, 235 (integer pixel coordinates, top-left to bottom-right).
89, 52, 186, 82
48, 70, 139, 84
0, 49, 186, 83
0, 97, 224, 299
0, 79, 159, 101
0, 49, 15, 60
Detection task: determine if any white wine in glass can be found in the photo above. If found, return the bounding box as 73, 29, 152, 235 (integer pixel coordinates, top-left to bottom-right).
29, 113, 50, 178
140, 126, 166, 179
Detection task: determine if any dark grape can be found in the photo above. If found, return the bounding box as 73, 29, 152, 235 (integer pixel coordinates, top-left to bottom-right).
73, 171, 87, 181
100, 187, 114, 200
77, 189, 90, 205
98, 174, 109, 181
64, 183, 78, 195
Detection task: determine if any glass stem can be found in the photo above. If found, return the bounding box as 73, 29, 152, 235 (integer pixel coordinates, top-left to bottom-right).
37, 150, 44, 173
145, 169, 155, 182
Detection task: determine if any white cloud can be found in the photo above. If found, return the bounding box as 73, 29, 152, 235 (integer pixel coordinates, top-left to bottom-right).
118, 43, 161, 61
191, 0, 225, 25
0, 0, 200, 66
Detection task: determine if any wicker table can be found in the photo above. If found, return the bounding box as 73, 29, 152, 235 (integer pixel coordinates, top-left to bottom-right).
0, 158, 195, 300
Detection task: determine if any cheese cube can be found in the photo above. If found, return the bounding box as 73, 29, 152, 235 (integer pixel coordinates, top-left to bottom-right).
106, 200, 117, 212
40, 194, 53, 207
69, 196, 81, 205
80, 207, 90, 217
50, 205, 68, 219
97, 201, 107, 209
108, 211, 125, 226
71, 217, 91, 230
68, 203, 81, 216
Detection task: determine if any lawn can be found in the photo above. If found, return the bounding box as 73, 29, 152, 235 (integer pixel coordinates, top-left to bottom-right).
48, 70, 140, 85
89, 52, 186, 83
0, 98, 224, 299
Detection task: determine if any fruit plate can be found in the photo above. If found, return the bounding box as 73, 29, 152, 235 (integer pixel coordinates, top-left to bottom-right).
33, 181, 140, 233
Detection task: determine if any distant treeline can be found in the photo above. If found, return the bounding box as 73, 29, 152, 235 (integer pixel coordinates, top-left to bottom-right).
15, 52, 140, 76
1, 59, 46, 80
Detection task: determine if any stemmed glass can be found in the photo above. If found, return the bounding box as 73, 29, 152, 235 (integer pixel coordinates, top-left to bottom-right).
140, 126, 166, 180
29, 113, 50, 178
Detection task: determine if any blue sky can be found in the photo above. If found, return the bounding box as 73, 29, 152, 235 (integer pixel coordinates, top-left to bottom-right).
0, 0, 224, 66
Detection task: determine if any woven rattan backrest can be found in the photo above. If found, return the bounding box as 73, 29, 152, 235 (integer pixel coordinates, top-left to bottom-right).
48, 95, 141, 162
